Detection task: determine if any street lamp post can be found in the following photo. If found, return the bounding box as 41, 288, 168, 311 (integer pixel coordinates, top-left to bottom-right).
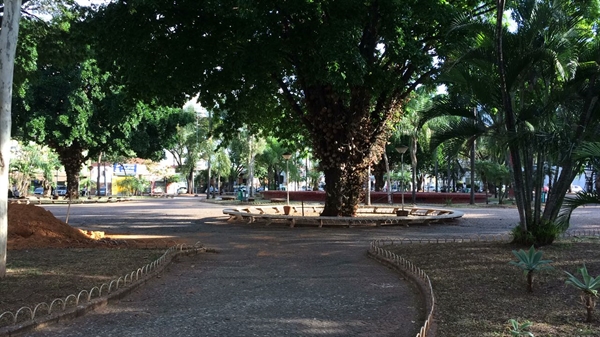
55, 166, 59, 197
282, 152, 292, 205
584, 164, 594, 193
88, 165, 93, 197
395, 146, 409, 211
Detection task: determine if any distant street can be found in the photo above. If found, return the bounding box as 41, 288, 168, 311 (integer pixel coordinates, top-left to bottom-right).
41, 197, 600, 241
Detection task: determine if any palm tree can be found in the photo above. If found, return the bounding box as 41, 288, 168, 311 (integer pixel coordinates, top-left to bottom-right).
557, 142, 600, 227
436, 0, 599, 244
255, 137, 287, 191
393, 87, 438, 202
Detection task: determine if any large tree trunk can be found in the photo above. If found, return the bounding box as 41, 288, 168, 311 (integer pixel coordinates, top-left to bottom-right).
304, 86, 388, 217
372, 159, 386, 192
56, 145, 85, 199
0, 0, 21, 278
186, 167, 193, 194
322, 162, 368, 216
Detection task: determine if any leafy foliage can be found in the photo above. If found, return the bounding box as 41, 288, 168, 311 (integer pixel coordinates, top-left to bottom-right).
12, 12, 186, 197
115, 176, 148, 196
509, 246, 552, 292
557, 141, 600, 228
565, 265, 600, 322
86, 0, 483, 216
506, 319, 534, 337
436, 0, 600, 242
557, 192, 600, 229
9, 142, 60, 196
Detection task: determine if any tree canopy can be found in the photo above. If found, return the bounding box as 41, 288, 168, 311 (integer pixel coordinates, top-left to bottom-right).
431, 0, 600, 244
87, 0, 481, 216
12, 12, 189, 196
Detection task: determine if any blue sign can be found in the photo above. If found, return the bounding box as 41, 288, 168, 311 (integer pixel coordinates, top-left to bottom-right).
113, 163, 137, 176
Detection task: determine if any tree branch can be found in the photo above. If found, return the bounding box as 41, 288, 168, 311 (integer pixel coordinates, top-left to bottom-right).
271, 73, 310, 128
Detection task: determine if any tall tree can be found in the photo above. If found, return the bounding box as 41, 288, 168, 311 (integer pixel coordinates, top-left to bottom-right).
441, 0, 600, 244
255, 137, 289, 191
87, 0, 480, 216
164, 108, 202, 191
0, 0, 22, 278
13, 14, 184, 198
9, 142, 59, 196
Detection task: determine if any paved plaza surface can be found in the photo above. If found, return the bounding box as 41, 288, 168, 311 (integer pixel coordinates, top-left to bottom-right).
23, 198, 600, 336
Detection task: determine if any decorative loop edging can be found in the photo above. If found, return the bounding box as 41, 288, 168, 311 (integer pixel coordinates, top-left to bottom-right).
369, 229, 597, 337
368, 241, 435, 337
0, 241, 206, 330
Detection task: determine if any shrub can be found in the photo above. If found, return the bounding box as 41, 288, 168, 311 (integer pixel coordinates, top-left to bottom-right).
511, 221, 563, 247
565, 265, 600, 322
509, 245, 552, 292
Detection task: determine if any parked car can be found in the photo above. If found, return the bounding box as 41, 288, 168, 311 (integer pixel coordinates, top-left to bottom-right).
34, 187, 44, 195
425, 184, 436, 192
56, 185, 67, 196
570, 185, 584, 193
177, 187, 188, 194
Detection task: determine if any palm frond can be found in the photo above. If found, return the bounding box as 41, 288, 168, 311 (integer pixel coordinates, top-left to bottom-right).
574, 142, 600, 162
556, 192, 600, 229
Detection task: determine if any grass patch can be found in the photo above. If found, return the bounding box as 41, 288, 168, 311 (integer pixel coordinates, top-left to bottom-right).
386, 238, 600, 336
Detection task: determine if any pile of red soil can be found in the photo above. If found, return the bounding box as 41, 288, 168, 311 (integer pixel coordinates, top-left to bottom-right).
7, 203, 184, 250
7, 203, 103, 250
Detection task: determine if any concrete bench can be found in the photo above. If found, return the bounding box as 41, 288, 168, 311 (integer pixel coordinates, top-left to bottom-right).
222, 207, 464, 228
410, 209, 438, 216
221, 195, 236, 201
270, 198, 286, 203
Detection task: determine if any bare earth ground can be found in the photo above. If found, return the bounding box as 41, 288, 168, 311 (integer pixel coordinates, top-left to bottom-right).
1, 203, 180, 316
3, 201, 600, 336
387, 239, 600, 336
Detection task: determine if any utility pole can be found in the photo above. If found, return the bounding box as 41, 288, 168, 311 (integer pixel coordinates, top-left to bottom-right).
206, 109, 212, 199
305, 153, 309, 190
470, 107, 476, 205
384, 150, 392, 204
248, 136, 254, 197
96, 152, 102, 196
366, 164, 371, 205
193, 114, 197, 194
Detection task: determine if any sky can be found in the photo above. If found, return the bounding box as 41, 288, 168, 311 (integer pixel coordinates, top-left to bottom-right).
75, 0, 109, 5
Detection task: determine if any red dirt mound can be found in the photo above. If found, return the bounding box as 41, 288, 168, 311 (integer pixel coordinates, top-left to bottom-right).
6, 203, 186, 250
8, 203, 100, 250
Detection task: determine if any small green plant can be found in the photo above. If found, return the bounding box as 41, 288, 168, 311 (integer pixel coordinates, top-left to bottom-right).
509, 245, 552, 292
444, 198, 453, 206
505, 319, 534, 337
565, 265, 600, 322
511, 225, 535, 245
511, 222, 562, 246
